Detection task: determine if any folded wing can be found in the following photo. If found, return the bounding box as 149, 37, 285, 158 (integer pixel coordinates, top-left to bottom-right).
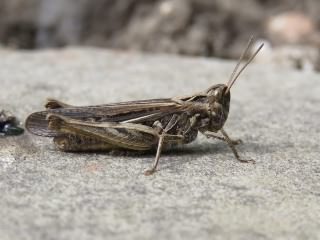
26, 98, 186, 137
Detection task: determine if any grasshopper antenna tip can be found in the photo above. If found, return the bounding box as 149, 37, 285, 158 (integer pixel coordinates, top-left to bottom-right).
225, 40, 264, 95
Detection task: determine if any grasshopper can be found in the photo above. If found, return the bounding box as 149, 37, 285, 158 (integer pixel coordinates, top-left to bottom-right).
26, 37, 263, 175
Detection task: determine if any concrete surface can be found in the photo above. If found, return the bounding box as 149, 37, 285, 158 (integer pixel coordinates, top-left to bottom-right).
0, 48, 319, 240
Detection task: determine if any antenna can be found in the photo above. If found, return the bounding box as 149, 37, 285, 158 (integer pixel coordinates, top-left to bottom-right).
226, 36, 254, 89
225, 38, 264, 94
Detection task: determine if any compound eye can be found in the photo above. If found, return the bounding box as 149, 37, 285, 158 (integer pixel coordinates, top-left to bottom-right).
214, 89, 221, 98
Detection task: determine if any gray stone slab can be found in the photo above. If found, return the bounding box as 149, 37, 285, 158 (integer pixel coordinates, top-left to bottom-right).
0, 48, 319, 240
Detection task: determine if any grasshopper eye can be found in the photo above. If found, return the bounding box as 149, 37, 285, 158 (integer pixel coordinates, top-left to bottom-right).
213, 86, 227, 100
214, 89, 221, 97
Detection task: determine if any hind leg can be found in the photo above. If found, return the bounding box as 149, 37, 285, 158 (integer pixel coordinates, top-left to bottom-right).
53, 134, 117, 152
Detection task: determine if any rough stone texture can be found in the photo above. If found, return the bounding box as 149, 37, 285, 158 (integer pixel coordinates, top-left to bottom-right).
0, 48, 319, 240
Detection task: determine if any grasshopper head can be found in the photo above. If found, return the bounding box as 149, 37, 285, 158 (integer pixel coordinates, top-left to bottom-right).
206, 84, 230, 131
204, 37, 264, 132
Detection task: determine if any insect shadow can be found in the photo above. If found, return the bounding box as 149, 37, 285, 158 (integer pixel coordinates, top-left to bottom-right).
100, 140, 264, 171
153, 140, 272, 171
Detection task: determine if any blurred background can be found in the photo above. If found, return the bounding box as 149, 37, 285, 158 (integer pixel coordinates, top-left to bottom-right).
0, 0, 319, 71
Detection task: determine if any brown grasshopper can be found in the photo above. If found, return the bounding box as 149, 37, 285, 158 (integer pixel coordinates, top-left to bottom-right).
26, 37, 263, 175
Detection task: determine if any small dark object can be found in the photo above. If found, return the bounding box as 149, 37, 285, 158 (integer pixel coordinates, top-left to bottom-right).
0, 110, 24, 136
26, 37, 263, 175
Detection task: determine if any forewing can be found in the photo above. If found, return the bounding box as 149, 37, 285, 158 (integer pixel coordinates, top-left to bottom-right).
26, 98, 186, 137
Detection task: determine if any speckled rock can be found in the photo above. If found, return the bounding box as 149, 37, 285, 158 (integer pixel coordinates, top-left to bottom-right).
0, 48, 319, 240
